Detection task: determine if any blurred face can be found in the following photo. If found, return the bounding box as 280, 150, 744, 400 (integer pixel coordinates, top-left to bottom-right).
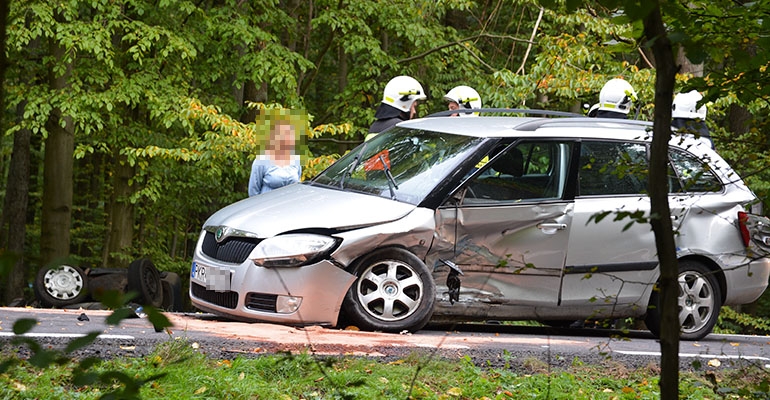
270, 123, 296, 152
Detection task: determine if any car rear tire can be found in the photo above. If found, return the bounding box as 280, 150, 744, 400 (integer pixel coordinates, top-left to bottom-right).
35, 264, 88, 307
127, 258, 163, 307
645, 260, 722, 341
343, 248, 435, 333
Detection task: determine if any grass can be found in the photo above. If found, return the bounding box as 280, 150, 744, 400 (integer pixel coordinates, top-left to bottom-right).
3, 337, 768, 399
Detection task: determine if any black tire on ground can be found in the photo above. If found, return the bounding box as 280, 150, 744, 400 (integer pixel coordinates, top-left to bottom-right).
342, 247, 435, 333
34, 264, 89, 307
127, 258, 163, 308
645, 260, 722, 341
159, 271, 184, 312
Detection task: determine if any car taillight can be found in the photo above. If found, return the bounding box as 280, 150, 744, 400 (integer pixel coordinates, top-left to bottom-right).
738, 211, 750, 247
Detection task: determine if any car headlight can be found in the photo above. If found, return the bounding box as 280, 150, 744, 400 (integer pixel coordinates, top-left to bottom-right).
250, 234, 338, 268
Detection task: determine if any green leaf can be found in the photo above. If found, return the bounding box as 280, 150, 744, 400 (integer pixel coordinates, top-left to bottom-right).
93, 289, 135, 310
13, 319, 37, 335
72, 371, 100, 387
106, 307, 135, 326
145, 306, 173, 331
667, 31, 687, 44
537, 0, 560, 9
565, 0, 583, 12
589, 211, 612, 224
65, 331, 101, 353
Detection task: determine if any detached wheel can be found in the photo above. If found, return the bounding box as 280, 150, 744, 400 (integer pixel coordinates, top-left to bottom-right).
35, 264, 88, 307
160, 271, 183, 312
342, 248, 435, 332
645, 260, 722, 341
127, 258, 163, 307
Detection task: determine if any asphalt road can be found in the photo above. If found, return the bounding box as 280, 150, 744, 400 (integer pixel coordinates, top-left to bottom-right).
2, 307, 769, 372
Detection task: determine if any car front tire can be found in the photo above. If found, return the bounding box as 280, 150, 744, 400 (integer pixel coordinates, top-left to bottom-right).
343, 248, 435, 332
645, 260, 722, 341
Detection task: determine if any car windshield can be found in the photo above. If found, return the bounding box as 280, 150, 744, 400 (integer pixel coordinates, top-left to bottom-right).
311, 127, 485, 204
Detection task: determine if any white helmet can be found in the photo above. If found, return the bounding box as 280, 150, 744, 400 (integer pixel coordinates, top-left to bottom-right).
444, 85, 482, 116
381, 76, 427, 112
598, 78, 637, 114
587, 103, 599, 117
672, 90, 707, 120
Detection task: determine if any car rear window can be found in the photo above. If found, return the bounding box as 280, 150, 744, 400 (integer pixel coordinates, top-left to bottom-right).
578, 141, 648, 196
668, 149, 723, 193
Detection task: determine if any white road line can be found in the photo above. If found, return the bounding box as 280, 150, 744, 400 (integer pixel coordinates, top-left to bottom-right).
0, 332, 135, 340
615, 350, 770, 362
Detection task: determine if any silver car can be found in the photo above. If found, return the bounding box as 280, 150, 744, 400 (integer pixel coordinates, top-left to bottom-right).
190, 113, 770, 340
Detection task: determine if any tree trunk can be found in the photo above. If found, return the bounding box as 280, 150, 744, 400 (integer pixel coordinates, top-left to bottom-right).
0, 113, 31, 304
40, 36, 74, 267
0, 0, 6, 110
240, 80, 260, 124
0, 0, 27, 305
337, 47, 349, 155
104, 153, 135, 268
643, 5, 680, 399
0, 0, 10, 298
727, 103, 752, 135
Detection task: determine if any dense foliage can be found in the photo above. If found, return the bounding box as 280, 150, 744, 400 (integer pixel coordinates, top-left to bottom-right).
0, 0, 769, 311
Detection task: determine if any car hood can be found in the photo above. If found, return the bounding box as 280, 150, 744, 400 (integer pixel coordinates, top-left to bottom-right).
203, 183, 418, 238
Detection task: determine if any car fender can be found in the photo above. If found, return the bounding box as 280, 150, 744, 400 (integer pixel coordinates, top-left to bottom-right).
330, 207, 437, 269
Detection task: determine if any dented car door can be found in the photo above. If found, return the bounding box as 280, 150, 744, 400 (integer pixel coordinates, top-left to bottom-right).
432, 141, 575, 310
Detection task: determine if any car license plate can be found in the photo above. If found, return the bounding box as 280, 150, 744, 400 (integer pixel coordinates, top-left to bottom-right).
191, 261, 231, 291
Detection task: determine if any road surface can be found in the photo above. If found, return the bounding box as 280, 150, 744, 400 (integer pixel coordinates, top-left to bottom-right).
1, 307, 769, 371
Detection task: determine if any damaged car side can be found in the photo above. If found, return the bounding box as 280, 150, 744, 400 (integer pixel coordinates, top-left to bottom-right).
190, 114, 770, 340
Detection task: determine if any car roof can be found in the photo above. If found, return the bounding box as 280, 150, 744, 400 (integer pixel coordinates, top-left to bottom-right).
396, 112, 710, 146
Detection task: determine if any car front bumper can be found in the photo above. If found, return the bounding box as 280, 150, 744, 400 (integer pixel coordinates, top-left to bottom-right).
189, 256, 357, 326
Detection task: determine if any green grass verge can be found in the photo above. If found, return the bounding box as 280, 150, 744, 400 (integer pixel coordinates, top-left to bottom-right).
3, 337, 768, 399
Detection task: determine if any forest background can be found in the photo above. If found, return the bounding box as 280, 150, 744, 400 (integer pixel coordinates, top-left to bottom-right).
0, 0, 769, 316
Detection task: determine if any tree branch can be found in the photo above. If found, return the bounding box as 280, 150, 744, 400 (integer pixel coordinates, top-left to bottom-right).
516, 7, 544, 75
398, 33, 533, 64
638, 47, 654, 69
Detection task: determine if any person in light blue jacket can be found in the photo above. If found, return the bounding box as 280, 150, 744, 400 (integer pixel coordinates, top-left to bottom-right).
248, 120, 302, 196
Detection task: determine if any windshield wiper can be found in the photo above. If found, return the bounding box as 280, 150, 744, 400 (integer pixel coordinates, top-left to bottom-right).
340, 142, 367, 189
379, 154, 399, 200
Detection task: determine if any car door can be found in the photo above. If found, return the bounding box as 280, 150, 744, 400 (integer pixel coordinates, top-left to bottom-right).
433, 140, 575, 308
562, 140, 687, 312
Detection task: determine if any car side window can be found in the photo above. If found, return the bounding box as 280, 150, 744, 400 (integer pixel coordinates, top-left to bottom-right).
579, 141, 648, 196
669, 149, 722, 193
463, 141, 571, 204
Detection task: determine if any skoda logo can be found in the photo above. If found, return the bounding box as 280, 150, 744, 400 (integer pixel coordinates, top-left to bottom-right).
215, 227, 229, 243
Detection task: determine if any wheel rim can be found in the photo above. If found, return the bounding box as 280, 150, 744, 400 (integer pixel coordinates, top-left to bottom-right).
141, 267, 160, 296
43, 265, 84, 301
678, 270, 715, 334
356, 259, 424, 322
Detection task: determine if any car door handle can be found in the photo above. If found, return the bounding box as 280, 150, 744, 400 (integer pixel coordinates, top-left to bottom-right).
537, 223, 567, 231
